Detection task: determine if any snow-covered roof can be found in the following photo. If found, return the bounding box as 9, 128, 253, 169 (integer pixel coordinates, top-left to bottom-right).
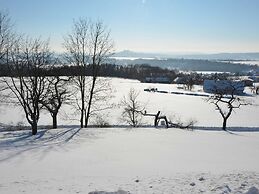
203, 79, 244, 94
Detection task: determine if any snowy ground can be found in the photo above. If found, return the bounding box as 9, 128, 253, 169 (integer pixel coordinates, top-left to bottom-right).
1, 128, 259, 193
1, 78, 259, 193
1, 78, 259, 128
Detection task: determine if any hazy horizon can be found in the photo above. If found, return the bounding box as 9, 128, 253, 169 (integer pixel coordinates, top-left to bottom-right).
115, 49, 259, 55
1, 0, 259, 53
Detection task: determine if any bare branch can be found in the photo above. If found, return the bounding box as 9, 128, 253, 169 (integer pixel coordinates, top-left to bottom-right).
206, 80, 251, 130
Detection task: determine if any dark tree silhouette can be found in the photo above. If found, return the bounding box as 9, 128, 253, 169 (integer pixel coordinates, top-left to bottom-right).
64, 18, 114, 128
40, 76, 72, 129
3, 38, 51, 135
206, 82, 250, 130
84, 21, 114, 127
64, 18, 90, 128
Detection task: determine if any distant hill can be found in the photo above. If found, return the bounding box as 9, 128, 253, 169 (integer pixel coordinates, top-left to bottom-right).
114, 50, 165, 58
114, 50, 259, 60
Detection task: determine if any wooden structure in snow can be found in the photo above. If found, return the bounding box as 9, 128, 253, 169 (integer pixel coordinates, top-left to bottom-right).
143, 111, 169, 128
143, 111, 195, 129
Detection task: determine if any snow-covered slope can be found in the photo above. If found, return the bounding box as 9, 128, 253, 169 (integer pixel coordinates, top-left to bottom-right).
0, 127, 259, 193
1, 78, 259, 193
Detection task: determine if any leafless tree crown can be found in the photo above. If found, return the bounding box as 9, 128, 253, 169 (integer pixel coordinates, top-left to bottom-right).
206, 83, 250, 130
121, 88, 145, 127
64, 18, 114, 128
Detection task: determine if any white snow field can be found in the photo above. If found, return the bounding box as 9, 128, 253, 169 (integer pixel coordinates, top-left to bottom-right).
1, 78, 259, 128
1, 78, 259, 193
1, 128, 259, 193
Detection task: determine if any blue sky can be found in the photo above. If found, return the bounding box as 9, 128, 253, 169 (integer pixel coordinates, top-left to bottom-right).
1, 0, 259, 53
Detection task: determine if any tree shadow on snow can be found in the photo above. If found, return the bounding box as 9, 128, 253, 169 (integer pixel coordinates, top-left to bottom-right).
194, 126, 259, 132
0, 127, 102, 162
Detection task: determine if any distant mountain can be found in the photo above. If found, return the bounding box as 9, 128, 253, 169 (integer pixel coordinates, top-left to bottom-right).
114, 50, 259, 60
114, 50, 167, 58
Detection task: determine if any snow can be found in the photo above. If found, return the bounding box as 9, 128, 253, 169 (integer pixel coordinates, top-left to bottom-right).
232, 60, 259, 66
108, 78, 259, 128
1, 78, 259, 128
1, 127, 259, 193
1, 78, 259, 193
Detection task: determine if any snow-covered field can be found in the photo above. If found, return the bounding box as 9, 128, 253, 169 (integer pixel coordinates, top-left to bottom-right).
1, 128, 259, 193
1, 78, 259, 193
232, 60, 259, 66
1, 78, 259, 128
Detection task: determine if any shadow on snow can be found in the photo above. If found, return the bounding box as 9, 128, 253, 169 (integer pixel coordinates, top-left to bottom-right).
1, 125, 259, 162
193, 126, 259, 132
0, 127, 91, 162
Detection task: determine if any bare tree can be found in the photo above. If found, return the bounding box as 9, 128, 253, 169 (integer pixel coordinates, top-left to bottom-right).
206, 82, 250, 130
3, 38, 51, 135
184, 77, 195, 91
40, 76, 72, 129
64, 18, 89, 128
85, 77, 114, 121
0, 11, 19, 65
0, 11, 17, 105
120, 88, 145, 127
84, 21, 114, 127
64, 18, 114, 128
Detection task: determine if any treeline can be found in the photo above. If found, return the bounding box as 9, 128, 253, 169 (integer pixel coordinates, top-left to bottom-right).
0, 63, 178, 82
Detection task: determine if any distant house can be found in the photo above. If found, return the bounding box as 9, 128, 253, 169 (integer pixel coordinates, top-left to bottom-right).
203, 80, 245, 94
145, 76, 171, 83
241, 79, 253, 87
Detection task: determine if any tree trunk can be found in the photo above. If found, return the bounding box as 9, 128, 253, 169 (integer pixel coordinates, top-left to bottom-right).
85, 77, 96, 128
52, 112, 58, 129
222, 118, 227, 131
154, 111, 160, 127
32, 119, 38, 135
164, 116, 169, 128
80, 76, 85, 128
132, 111, 136, 127
85, 104, 91, 127
80, 108, 84, 128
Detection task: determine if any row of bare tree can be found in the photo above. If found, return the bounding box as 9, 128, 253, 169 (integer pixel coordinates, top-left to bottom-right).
0, 11, 252, 133
121, 86, 251, 131
0, 11, 114, 135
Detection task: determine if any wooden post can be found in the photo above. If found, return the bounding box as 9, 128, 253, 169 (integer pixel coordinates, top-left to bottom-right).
164, 116, 169, 128
154, 111, 160, 127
